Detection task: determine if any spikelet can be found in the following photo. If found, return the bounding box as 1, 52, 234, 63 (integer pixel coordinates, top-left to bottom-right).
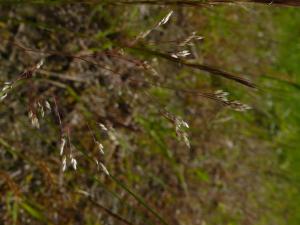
98, 123, 119, 145
171, 50, 191, 59
99, 123, 108, 132
70, 157, 77, 170
0, 93, 8, 101
136, 10, 174, 40
179, 32, 204, 47
45, 100, 51, 112
162, 110, 191, 149
37, 102, 45, 118
214, 90, 252, 112
62, 156, 67, 172
28, 111, 40, 129
157, 11, 173, 26
35, 59, 44, 70
99, 163, 109, 176
60, 137, 66, 156
174, 117, 190, 149
96, 141, 105, 155
0, 82, 12, 102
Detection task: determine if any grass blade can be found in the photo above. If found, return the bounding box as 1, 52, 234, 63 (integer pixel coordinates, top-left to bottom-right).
109, 175, 170, 225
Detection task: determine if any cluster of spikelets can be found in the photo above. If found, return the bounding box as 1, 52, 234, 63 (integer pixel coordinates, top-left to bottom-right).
0, 10, 252, 177
28, 101, 51, 129
214, 90, 252, 112
57, 123, 111, 174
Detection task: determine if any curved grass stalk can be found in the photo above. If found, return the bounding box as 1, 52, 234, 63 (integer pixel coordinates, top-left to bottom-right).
128, 46, 256, 88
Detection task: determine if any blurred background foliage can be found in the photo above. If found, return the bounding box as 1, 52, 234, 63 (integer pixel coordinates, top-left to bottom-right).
0, 1, 299, 225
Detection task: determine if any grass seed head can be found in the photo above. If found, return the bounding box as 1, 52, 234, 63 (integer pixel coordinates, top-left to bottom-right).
60, 137, 66, 156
